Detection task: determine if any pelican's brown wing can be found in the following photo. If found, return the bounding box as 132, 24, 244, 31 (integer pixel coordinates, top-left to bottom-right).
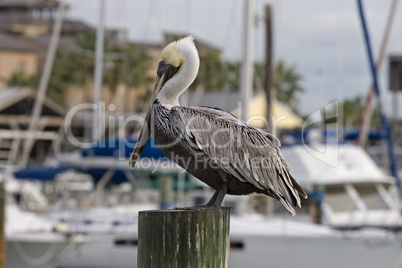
177, 106, 307, 215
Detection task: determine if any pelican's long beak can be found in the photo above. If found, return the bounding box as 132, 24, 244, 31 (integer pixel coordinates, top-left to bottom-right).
129, 61, 180, 168
129, 75, 164, 168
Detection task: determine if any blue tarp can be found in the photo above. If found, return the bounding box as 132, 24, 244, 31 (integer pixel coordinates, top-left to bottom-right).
14, 166, 143, 184
80, 137, 166, 159
344, 130, 385, 140
14, 166, 72, 181
14, 137, 168, 183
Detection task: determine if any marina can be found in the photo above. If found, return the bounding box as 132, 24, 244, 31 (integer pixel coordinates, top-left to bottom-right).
0, 0, 402, 267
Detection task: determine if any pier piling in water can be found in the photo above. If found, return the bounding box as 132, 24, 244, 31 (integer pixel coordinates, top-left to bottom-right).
138, 208, 230, 268
0, 181, 5, 268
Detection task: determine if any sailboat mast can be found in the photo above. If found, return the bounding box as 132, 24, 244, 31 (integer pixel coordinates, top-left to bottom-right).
358, 0, 398, 147
240, 0, 254, 122
20, 2, 66, 167
92, 0, 106, 143
357, 0, 400, 190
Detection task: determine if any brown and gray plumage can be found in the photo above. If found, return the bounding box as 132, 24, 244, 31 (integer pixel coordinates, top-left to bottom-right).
129, 36, 307, 215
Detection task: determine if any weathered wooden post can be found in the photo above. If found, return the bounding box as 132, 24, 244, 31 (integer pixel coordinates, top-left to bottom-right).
138, 208, 230, 268
0, 181, 6, 268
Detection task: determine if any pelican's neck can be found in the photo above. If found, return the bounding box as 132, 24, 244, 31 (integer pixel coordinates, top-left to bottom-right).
157, 40, 199, 109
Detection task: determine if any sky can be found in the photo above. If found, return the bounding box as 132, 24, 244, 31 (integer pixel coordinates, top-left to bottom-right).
63, 0, 402, 117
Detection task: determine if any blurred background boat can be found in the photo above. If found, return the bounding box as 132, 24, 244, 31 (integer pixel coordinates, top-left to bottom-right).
0, 0, 402, 267
2, 176, 85, 268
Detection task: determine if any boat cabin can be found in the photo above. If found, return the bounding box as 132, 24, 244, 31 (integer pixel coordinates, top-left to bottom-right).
281, 143, 401, 229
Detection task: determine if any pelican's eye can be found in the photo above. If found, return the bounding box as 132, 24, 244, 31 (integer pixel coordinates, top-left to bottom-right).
158, 61, 165, 70
157, 61, 169, 77
157, 61, 179, 78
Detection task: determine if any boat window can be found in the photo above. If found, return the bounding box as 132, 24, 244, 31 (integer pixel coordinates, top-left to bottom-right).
354, 184, 389, 210
115, 239, 138, 246
325, 185, 358, 212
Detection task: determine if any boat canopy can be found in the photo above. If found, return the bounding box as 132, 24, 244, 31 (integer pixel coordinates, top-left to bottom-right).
13, 137, 174, 183
281, 144, 394, 189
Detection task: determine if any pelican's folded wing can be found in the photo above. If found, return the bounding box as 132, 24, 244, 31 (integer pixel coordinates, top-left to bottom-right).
175, 106, 307, 215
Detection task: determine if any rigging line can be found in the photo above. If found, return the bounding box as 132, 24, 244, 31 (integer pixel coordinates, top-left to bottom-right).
356, 0, 400, 191
185, 0, 192, 32
112, 0, 128, 33
223, 0, 239, 52
357, 0, 399, 147
141, 0, 158, 41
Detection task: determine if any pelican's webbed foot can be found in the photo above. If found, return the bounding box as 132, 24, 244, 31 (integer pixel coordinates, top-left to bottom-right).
173, 186, 228, 210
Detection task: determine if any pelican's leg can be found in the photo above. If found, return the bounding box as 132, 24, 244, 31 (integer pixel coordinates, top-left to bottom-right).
174, 185, 228, 210
205, 184, 228, 207
205, 190, 220, 206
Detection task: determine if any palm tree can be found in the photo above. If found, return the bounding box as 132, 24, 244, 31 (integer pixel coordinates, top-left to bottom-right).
274, 59, 304, 114
191, 50, 227, 91
9, 31, 154, 106
114, 44, 153, 90
250, 60, 304, 115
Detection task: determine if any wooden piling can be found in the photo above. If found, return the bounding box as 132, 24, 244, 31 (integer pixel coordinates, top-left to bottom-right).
138, 208, 230, 268
0, 181, 5, 268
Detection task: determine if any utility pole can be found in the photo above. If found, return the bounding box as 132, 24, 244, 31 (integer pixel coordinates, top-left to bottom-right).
264, 4, 275, 216
240, 0, 254, 122
265, 4, 274, 133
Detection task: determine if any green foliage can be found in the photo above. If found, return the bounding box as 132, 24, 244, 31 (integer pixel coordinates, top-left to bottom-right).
3, 53, 83, 104
243, 59, 304, 115
3, 70, 38, 88
192, 51, 227, 91
6, 31, 153, 105
73, 30, 153, 92
5, 31, 304, 112
104, 44, 153, 91
223, 61, 241, 91
274, 59, 304, 115
76, 30, 97, 51
47, 47, 86, 104
193, 56, 304, 115
253, 62, 265, 91
338, 96, 381, 129
191, 54, 240, 92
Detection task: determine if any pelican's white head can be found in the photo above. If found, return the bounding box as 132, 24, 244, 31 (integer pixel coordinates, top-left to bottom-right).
129, 36, 199, 168
153, 36, 200, 109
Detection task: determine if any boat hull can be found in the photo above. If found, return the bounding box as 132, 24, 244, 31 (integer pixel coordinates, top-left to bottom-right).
7, 233, 74, 268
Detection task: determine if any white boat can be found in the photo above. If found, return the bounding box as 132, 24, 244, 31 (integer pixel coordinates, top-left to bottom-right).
281, 143, 402, 229
230, 216, 402, 268
51, 205, 402, 268
35, 142, 402, 268
50, 205, 153, 268
4, 177, 86, 268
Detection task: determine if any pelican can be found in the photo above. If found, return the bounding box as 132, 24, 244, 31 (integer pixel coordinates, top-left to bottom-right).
129, 36, 307, 215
